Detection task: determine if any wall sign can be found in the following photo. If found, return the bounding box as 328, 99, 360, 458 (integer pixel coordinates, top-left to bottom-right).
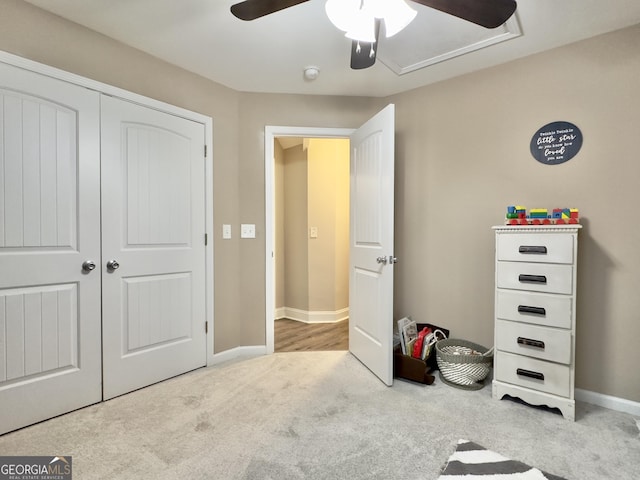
530, 121, 582, 165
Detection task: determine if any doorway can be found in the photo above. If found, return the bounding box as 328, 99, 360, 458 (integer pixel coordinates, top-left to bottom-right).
265, 106, 396, 385
265, 127, 355, 354
273, 136, 350, 352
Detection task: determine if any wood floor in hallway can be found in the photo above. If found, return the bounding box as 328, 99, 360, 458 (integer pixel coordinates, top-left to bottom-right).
275, 319, 348, 352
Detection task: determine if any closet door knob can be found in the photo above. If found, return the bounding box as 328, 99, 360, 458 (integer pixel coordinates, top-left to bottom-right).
107, 259, 120, 271
82, 260, 96, 272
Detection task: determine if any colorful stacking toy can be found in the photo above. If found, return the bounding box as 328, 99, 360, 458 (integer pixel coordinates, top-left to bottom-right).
505, 206, 579, 225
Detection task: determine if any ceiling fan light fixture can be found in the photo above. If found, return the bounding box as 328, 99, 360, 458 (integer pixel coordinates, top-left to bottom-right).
325, 0, 362, 33
344, 10, 377, 43
325, 0, 416, 42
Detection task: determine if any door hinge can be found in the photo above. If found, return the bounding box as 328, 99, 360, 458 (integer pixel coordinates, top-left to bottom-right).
205, 322, 208, 334
205, 233, 208, 245
204, 145, 207, 157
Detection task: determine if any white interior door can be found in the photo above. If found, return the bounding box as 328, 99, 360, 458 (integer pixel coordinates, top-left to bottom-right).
349, 104, 395, 386
101, 96, 207, 400
0, 63, 102, 434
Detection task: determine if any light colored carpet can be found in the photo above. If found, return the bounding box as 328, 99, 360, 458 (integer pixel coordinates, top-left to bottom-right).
0, 351, 639, 479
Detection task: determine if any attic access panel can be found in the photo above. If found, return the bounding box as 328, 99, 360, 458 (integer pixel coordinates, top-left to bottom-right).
378, 8, 522, 75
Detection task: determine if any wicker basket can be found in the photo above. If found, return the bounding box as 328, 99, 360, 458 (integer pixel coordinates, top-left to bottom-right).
435, 339, 494, 390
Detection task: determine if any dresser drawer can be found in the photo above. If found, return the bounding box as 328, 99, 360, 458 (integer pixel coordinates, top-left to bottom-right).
495, 351, 571, 397
495, 320, 571, 364
497, 262, 573, 294
497, 233, 573, 264
496, 290, 572, 329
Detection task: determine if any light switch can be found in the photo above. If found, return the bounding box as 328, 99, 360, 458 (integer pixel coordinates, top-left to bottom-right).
222, 224, 231, 239
309, 226, 318, 239
241, 224, 256, 238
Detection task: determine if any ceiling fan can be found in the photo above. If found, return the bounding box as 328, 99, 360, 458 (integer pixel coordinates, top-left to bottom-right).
230, 0, 518, 70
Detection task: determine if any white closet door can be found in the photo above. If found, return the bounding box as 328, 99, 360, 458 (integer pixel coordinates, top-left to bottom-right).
101, 96, 207, 400
0, 63, 102, 435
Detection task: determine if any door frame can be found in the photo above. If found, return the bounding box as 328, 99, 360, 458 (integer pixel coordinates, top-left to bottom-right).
264, 126, 355, 354
0, 50, 216, 366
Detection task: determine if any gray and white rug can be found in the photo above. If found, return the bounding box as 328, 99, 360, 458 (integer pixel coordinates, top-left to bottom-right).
439, 440, 567, 479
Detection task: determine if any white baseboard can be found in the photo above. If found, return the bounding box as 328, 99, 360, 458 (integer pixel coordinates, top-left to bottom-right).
275, 306, 348, 324
210, 345, 267, 365
575, 388, 640, 417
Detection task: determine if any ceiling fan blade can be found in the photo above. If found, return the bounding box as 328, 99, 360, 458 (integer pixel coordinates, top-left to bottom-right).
230, 0, 310, 21
411, 0, 517, 28
350, 20, 381, 70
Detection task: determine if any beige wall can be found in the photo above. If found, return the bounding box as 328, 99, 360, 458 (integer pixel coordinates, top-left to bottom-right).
2, 0, 639, 402
388, 24, 640, 402
307, 138, 350, 312
333, 141, 351, 310
282, 145, 309, 310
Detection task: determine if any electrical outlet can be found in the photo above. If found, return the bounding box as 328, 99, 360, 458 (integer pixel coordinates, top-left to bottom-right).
240, 224, 256, 238
309, 226, 318, 238
222, 224, 231, 239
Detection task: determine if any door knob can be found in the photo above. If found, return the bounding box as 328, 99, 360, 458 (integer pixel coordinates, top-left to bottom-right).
376, 256, 388, 265
389, 256, 398, 264
106, 259, 120, 271
82, 260, 96, 272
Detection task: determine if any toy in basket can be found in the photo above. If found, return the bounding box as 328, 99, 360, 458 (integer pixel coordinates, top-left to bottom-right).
435, 339, 494, 390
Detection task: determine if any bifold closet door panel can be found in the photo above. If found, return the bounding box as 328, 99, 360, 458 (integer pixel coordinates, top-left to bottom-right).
100, 95, 207, 400
0, 62, 102, 435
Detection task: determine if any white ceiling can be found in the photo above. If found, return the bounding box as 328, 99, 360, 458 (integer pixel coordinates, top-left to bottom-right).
24, 0, 640, 97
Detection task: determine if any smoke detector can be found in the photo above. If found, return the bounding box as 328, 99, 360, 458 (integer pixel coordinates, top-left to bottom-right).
303, 66, 320, 81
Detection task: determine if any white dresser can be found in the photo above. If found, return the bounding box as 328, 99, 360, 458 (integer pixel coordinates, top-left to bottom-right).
492, 225, 581, 421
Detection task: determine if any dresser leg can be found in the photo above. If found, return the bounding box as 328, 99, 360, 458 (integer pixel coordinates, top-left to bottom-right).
556, 400, 576, 421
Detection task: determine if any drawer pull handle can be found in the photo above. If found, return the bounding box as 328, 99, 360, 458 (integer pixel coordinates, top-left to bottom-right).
519, 245, 547, 254
516, 368, 545, 381
519, 274, 547, 284
518, 305, 546, 316
517, 337, 545, 349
